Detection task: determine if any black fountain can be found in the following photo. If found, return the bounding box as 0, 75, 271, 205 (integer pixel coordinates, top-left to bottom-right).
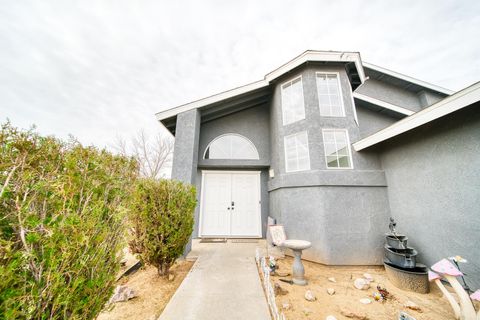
383, 218, 429, 293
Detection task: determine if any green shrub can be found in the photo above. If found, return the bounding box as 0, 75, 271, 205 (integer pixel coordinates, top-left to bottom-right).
130, 178, 196, 276
0, 122, 138, 319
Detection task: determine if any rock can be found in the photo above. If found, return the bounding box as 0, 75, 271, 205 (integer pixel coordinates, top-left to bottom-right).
274, 282, 288, 296
281, 300, 291, 311
303, 308, 312, 316
359, 298, 372, 304
354, 278, 370, 290
404, 300, 422, 312
109, 285, 136, 303
399, 311, 417, 320
326, 316, 338, 320
327, 288, 335, 295
304, 290, 316, 301
168, 273, 175, 281
363, 273, 374, 282
328, 277, 336, 283
341, 309, 369, 319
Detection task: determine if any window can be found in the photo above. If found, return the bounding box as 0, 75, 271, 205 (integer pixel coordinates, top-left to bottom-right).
204, 134, 259, 160
284, 131, 310, 172
322, 129, 353, 169
316, 72, 345, 117
281, 76, 305, 125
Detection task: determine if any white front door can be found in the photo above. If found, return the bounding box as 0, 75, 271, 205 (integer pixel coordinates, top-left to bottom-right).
200, 171, 261, 238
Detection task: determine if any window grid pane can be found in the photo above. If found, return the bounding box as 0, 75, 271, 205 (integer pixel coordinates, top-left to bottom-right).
316, 73, 345, 117
205, 134, 259, 159
284, 132, 310, 172
323, 130, 352, 169
282, 77, 305, 125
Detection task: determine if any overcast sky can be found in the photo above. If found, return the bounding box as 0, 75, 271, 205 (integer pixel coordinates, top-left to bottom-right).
1, 0, 479, 149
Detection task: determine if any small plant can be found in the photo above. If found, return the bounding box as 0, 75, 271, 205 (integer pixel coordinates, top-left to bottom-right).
130, 178, 196, 276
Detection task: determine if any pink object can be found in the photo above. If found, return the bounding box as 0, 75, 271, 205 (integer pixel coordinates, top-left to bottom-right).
428, 270, 441, 281
470, 289, 480, 301
431, 259, 463, 276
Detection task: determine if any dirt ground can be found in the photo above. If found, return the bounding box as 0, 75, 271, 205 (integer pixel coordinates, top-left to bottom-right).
269, 257, 477, 320
97, 260, 194, 320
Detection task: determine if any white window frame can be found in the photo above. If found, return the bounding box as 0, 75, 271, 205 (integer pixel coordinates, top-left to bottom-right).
322, 129, 354, 169
280, 75, 306, 125
283, 131, 311, 173
316, 72, 346, 117
203, 133, 259, 160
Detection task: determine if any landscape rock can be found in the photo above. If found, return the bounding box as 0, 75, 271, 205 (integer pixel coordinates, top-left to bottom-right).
359, 298, 372, 304
363, 273, 374, 282
341, 309, 369, 320
274, 282, 289, 296
399, 311, 417, 320
326, 316, 338, 320
281, 300, 291, 311
404, 300, 422, 312
328, 277, 336, 283
303, 308, 312, 316
327, 288, 335, 295
304, 290, 316, 301
354, 278, 370, 290
109, 285, 137, 303
168, 273, 175, 281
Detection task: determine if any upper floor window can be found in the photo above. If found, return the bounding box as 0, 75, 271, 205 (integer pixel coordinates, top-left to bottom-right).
281, 76, 305, 125
204, 134, 259, 160
316, 72, 345, 117
284, 131, 310, 172
322, 129, 353, 169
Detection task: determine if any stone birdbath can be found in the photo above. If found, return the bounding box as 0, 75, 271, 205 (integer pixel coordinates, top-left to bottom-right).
282, 239, 311, 285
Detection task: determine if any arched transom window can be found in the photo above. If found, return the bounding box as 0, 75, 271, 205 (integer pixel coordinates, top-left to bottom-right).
204, 134, 259, 160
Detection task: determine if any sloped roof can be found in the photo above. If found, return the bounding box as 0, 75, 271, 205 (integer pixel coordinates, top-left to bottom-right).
156, 50, 365, 121
353, 81, 480, 151
155, 50, 455, 133
363, 62, 454, 95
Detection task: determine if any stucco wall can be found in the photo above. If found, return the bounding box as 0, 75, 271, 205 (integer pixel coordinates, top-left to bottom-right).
268, 64, 391, 265
356, 78, 423, 112
171, 109, 201, 183
198, 104, 270, 166
356, 106, 398, 138
379, 103, 480, 289
270, 186, 390, 264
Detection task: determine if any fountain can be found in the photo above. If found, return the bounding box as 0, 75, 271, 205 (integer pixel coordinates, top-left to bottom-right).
383, 218, 429, 293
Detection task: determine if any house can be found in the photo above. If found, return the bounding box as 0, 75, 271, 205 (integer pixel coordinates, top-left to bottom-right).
156, 50, 480, 287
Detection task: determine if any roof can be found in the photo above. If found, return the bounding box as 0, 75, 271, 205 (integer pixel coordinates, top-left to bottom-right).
156, 50, 366, 121
363, 62, 454, 96
155, 50, 455, 134
353, 81, 480, 151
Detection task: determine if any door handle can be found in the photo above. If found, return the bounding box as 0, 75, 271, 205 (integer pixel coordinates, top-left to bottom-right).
231, 201, 235, 210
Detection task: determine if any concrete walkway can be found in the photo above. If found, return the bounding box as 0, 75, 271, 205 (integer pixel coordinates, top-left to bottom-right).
159, 239, 271, 320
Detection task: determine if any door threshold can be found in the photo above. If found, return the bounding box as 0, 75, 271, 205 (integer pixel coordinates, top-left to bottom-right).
199, 238, 227, 243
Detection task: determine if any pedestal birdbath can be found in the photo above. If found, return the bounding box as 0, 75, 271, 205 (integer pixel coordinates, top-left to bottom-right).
282, 239, 311, 285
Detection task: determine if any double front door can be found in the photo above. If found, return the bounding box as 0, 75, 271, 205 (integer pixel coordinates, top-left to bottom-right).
200, 171, 261, 238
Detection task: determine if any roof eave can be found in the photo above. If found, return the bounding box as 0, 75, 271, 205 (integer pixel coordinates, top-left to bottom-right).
353, 81, 480, 151
155, 50, 367, 121
363, 62, 455, 95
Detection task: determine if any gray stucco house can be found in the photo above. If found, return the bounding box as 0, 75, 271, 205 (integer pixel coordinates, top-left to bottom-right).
156, 50, 480, 287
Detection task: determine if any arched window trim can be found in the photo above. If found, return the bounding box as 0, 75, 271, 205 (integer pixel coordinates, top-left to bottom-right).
203, 133, 260, 160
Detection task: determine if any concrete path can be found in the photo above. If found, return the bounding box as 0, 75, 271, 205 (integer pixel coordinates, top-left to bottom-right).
159, 239, 271, 320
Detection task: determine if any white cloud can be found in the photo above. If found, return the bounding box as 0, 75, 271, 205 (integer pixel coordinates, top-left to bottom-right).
0, 0, 478, 148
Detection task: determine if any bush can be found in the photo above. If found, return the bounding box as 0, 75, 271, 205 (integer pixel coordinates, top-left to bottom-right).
130, 178, 196, 276
0, 123, 138, 319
